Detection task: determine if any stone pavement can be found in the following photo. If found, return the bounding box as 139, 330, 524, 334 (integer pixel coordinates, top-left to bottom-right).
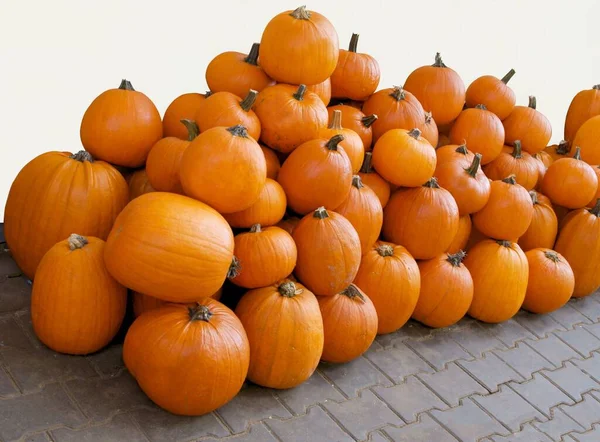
2, 242, 600, 441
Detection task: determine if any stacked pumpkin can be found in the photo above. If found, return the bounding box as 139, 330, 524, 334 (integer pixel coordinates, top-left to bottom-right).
3, 5, 600, 417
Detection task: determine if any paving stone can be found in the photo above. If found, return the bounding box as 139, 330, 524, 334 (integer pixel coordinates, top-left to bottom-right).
509, 373, 574, 418
571, 297, 600, 322
13, 310, 41, 348
275, 370, 345, 415
199, 423, 278, 442
0, 249, 20, 275
493, 342, 554, 379
0, 315, 34, 349
86, 344, 125, 378
541, 361, 600, 402
447, 323, 507, 357
560, 393, 600, 430
479, 319, 537, 347
65, 371, 152, 422
0, 383, 87, 441
573, 352, 600, 382
51, 413, 147, 442
322, 389, 404, 441
430, 398, 508, 441
367, 430, 391, 441
583, 322, 600, 340
217, 383, 292, 434
514, 311, 565, 338
534, 408, 584, 440
528, 334, 581, 367
382, 414, 457, 442
319, 356, 392, 397
0, 275, 31, 313
364, 342, 433, 383
457, 352, 524, 392
489, 423, 553, 441
569, 425, 600, 442
471, 385, 545, 432
372, 376, 447, 422
549, 304, 593, 329
555, 326, 600, 357
417, 362, 487, 406
0, 364, 18, 396
20, 433, 52, 442
266, 405, 354, 442
404, 335, 473, 370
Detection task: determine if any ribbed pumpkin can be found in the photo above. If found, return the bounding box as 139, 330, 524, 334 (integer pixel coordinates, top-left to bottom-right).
472, 175, 534, 240
320, 110, 365, 173
465, 69, 516, 120
483, 141, 540, 191
353, 241, 421, 334
205, 43, 275, 98
464, 240, 528, 323
276, 216, 301, 235
277, 135, 353, 215
124, 299, 249, 416
31, 234, 127, 355
372, 128, 436, 187
223, 178, 286, 228
235, 279, 324, 389
403, 52, 466, 126
259, 6, 339, 85
503, 96, 552, 155
518, 191, 558, 252
421, 111, 439, 148
132, 290, 223, 318
449, 105, 505, 164
358, 152, 390, 208
261, 145, 281, 179
435, 143, 475, 168
195, 90, 261, 140
293, 207, 361, 296
572, 115, 600, 164
104, 192, 234, 303
532, 153, 549, 188
536, 149, 554, 169
229, 224, 297, 289
318, 285, 378, 363
383, 178, 459, 259
162, 92, 210, 139
545, 140, 571, 162
4, 150, 128, 280
327, 105, 377, 150
522, 249, 575, 314
180, 125, 267, 214
80, 79, 163, 167
447, 215, 472, 253
412, 251, 474, 328
306, 78, 332, 106
564, 84, 600, 143
127, 169, 155, 201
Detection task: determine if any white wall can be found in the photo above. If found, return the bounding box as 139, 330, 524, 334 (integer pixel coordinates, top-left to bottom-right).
1, 0, 598, 220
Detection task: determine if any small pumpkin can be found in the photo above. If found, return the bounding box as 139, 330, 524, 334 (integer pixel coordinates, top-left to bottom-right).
535, 149, 554, 169
223, 178, 287, 228
449, 105, 505, 164
320, 110, 365, 173
518, 191, 558, 252
276, 216, 301, 235
327, 105, 377, 150
446, 215, 472, 253
127, 169, 155, 201
502, 96, 552, 155
572, 115, 600, 164
261, 145, 281, 179
162, 91, 211, 139
437, 133, 451, 148
564, 84, 600, 143
465, 69, 516, 120
306, 78, 332, 106
358, 152, 391, 208
421, 111, 439, 148
195, 90, 261, 140
483, 141, 540, 190
435, 143, 475, 168
544, 140, 571, 162
132, 290, 223, 318
587, 165, 600, 208
532, 153, 549, 188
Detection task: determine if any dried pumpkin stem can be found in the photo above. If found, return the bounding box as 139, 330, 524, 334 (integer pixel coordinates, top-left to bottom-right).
475, 104, 488, 110
511, 140, 523, 159
455, 144, 469, 155
544, 250, 561, 263
502, 174, 517, 185
227, 124, 249, 138
528, 96, 537, 110
501, 69, 516, 84
249, 224, 262, 233
432, 52, 447, 68
423, 177, 440, 188
593, 85, 600, 90
424, 111, 433, 124
556, 140, 570, 155
227, 256, 241, 279
240, 89, 258, 112
589, 199, 600, 217
465, 153, 482, 178
376, 244, 394, 257
118, 79, 134, 91
361, 114, 378, 128
496, 239, 512, 247
389, 86, 406, 101
328, 110, 343, 130
69, 151, 94, 163
348, 33, 359, 52
293, 84, 307, 101
290, 5, 311, 20
188, 303, 213, 322
313, 206, 329, 219
529, 190, 539, 205
573, 146, 582, 160
180, 119, 199, 141
326, 134, 345, 150
341, 284, 366, 303
68, 234, 88, 250
244, 43, 260, 66
351, 175, 364, 189
360, 152, 374, 173
204, 90, 213, 98
278, 281, 299, 298
446, 250, 467, 267
407, 128, 422, 140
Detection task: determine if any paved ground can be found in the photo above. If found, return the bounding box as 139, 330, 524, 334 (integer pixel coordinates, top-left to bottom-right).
2, 236, 600, 441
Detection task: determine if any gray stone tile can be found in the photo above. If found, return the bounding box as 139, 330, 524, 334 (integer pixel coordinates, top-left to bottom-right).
13, 310, 42, 348
322, 389, 404, 441
555, 326, 600, 357
571, 297, 600, 322
509, 373, 574, 418
570, 426, 600, 442
382, 414, 457, 442
514, 311, 565, 338
541, 361, 600, 402
549, 304, 593, 329
0, 364, 18, 396
51, 414, 147, 442
0, 275, 31, 314
493, 342, 554, 379
0, 383, 87, 441
490, 423, 553, 441
319, 357, 392, 398
267, 405, 354, 442
583, 322, 600, 340
86, 344, 124, 378
189, 423, 277, 442
528, 335, 581, 367
375, 321, 434, 349
534, 408, 584, 440
405, 335, 473, 370
447, 323, 507, 358
275, 370, 345, 414
573, 352, 600, 382
367, 430, 391, 442
0, 315, 34, 349
479, 320, 537, 347
0, 249, 21, 276
417, 362, 487, 406
364, 343, 433, 383
21, 433, 52, 442
560, 393, 600, 430
457, 352, 524, 392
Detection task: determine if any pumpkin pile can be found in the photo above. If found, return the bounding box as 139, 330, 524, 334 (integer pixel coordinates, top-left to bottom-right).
4, 5, 600, 417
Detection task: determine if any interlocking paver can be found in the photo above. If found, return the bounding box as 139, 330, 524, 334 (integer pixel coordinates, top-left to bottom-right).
13, 310, 41, 348
20, 433, 52, 442
458, 352, 524, 392
560, 393, 600, 430
364, 342, 433, 382
569, 425, 600, 442
322, 389, 404, 441
541, 361, 600, 402
199, 423, 278, 442
405, 335, 473, 370
447, 323, 507, 357
478, 319, 537, 347
86, 344, 125, 378
381, 414, 458, 442
555, 326, 600, 358
573, 352, 600, 382
266, 405, 354, 442
489, 423, 553, 441
528, 334, 581, 367
417, 362, 487, 406
0, 314, 34, 349
367, 430, 391, 442
0, 250, 20, 276
319, 356, 392, 397
583, 322, 600, 340
514, 311, 565, 338
0, 275, 31, 313
0, 364, 18, 396
51, 413, 148, 442
571, 297, 600, 322
509, 373, 574, 418
375, 321, 435, 348
550, 304, 593, 329
493, 342, 554, 379
534, 408, 584, 440
372, 376, 447, 422
275, 370, 345, 415
0, 383, 87, 441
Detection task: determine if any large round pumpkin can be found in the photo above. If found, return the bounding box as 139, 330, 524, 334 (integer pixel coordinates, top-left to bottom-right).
518, 191, 558, 252
465, 69, 516, 120
358, 152, 390, 208
483, 141, 540, 191
222, 178, 287, 228
572, 115, 600, 164
162, 92, 210, 139
502, 96, 552, 155
564, 84, 600, 143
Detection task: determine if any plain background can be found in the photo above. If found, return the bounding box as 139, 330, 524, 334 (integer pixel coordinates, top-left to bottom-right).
0, 0, 598, 220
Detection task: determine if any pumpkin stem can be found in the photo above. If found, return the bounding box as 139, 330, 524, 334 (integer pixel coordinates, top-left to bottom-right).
188, 303, 213, 322
351, 175, 364, 189
361, 114, 378, 128
341, 284, 366, 303
240, 89, 258, 112
278, 280, 301, 297
290, 5, 311, 20
475, 104, 488, 110
227, 124, 249, 138
180, 119, 199, 141
68, 234, 88, 250
227, 256, 241, 279
249, 224, 262, 233
511, 140, 523, 159
502, 174, 517, 185
501, 69, 516, 84
360, 152, 374, 173
244, 43, 260, 66
118, 79, 135, 91
293, 84, 307, 101
544, 250, 561, 263
593, 85, 600, 90
432, 52, 447, 68
69, 151, 94, 163
446, 250, 467, 267
328, 110, 343, 130
589, 199, 600, 217
465, 153, 482, 178
529, 190, 539, 205
389, 86, 406, 101
573, 146, 582, 160
313, 206, 329, 219
423, 177, 440, 188
326, 134, 345, 151
496, 240, 512, 248
454, 144, 469, 155
204, 90, 213, 98
407, 128, 422, 140
376, 244, 394, 257
424, 111, 433, 124
528, 95, 537, 110
348, 33, 360, 52
555, 140, 570, 155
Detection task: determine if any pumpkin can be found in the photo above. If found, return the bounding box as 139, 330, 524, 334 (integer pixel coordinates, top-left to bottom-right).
554, 200, 600, 297
80, 79, 163, 167
518, 191, 558, 252
421, 111, 439, 148
261, 145, 281, 179
403, 52, 466, 126
306, 78, 332, 106
330, 33, 380, 101
522, 249, 575, 314
293, 207, 361, 296
447, 215, 472, 253
382, 178, 460, 259
503, 96, 552, 155
31, 234, 126, 355
536, 150, 554, 169
104, 192, 234, 303
358, 152, 391, 208
465, 69, 516, 120
436, 143, 475, 168
437, 133, 451, 148
532, 153, 548, 188
223, 178, 287, 228
277, 134, 353, 215
132, 289, 223, 318
587, 165, 600, 208
4, 150, 128, 280
464, 240, 528, 323
564, 84, 600, 143
124, 299, 249, 416
353, 241, 420, 334
540, 147, 598, 209
554, 203, 572, 229
372, 128, 436, 187
412, 251, 474, 328
253, 83, 329, 153
146, 119, 198, 194
327, 105, 377, 150
572, 115, 600, 164
235, 279, 324, 389
229, 224, 297, 289
276, 216, 301, 235
205, 42, 275, 98
483, 141, 540, 191
320, 110, 365, 173
162, 92, 211, 139
472, 175, 533, 240
259, 6, 339, 85
127, 169, 155, 201
362, 86, 426, 144
318, 285, 378, 363
435, 153, 491, 215
544, 140, 571, 162
334, 175, 383, 252
449, 105, 505, 164
195, 90, 261, 140
180, 125, 267, 214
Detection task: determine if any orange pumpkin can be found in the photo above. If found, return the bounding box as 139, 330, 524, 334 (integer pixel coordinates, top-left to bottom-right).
132, 290, 223, 318
421, 111, 439, 148
449, 105, 505, 164
195, 90, 261, 140
446, 215, 472, 253
532, 153, 549, 188
483, 141, 540, 190
465, 69, 516, 120
503, 96, 552, 155
80, 79, 163, 167
437, 133, 451, 148
358, 152, 391, 208
436, 143, 475, 168
536, 149, 554, 169
327, 104, 377, 150
162, 91, 210, 139
223, 178, 287, 228
276, 216, 301, 235
127, 169, 155, 201
544, 140, 571, 162
587, 165, 600, 208
564, 84, 600, 143
572, 115, 600, 164
302, 78, 330, 106
320, 110, 365, 173
518, 191, 558, 252
261, 145, 281, 179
